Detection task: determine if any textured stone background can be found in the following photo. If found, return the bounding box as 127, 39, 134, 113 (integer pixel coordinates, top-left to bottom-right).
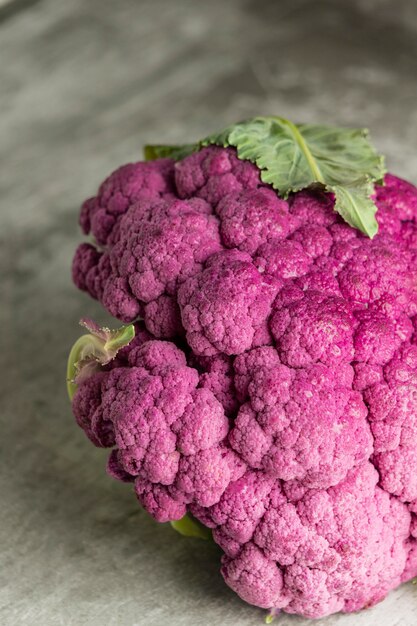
1, 1, 417, 624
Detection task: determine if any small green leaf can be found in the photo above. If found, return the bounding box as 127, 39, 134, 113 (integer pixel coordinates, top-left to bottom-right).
66, 319, 135, 401
170, 514, 212, 540
265, 608, 281, 623
143, 116, 386, 238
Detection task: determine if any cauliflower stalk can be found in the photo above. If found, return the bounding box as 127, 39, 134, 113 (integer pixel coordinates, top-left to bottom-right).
68, 117, 417, 620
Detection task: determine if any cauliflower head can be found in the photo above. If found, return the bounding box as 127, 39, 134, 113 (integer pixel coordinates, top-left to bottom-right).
68, 118, 417, 620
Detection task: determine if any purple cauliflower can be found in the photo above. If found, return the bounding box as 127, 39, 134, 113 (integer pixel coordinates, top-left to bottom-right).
68, 119, 417, 620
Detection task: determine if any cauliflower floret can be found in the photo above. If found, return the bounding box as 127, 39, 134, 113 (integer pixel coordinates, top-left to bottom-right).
174, 145, 261, 205
365, 343, 417, 503
73, 195, 224, 326
215, 188, 290, 254
220, 463, 410, 619
80, 159, 175, 245
230, 350, 372, 488
178, 250, 279, 356
72, 327, 240, 522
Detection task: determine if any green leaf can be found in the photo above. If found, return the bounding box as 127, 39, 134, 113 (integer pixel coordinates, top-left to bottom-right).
170, 514, 212, 540
331, 183, 378, 238
144, 116, 386, 238
66, 319, 135, 401
144, 143, 197, 161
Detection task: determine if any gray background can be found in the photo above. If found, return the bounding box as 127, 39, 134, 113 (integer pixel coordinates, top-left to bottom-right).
1, 0, 417, 624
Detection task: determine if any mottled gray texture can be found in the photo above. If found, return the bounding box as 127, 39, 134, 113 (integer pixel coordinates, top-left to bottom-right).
1, 0, 417, 624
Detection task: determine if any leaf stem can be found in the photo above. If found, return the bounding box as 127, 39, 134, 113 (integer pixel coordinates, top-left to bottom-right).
275, 117, 325, 184
67, 334, 103, 401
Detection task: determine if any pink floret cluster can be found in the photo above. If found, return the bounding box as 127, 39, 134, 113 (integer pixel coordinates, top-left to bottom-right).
72, 146, 417, 618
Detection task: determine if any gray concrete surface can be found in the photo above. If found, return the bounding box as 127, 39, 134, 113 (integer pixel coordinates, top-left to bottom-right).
1, 0, 417, 624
